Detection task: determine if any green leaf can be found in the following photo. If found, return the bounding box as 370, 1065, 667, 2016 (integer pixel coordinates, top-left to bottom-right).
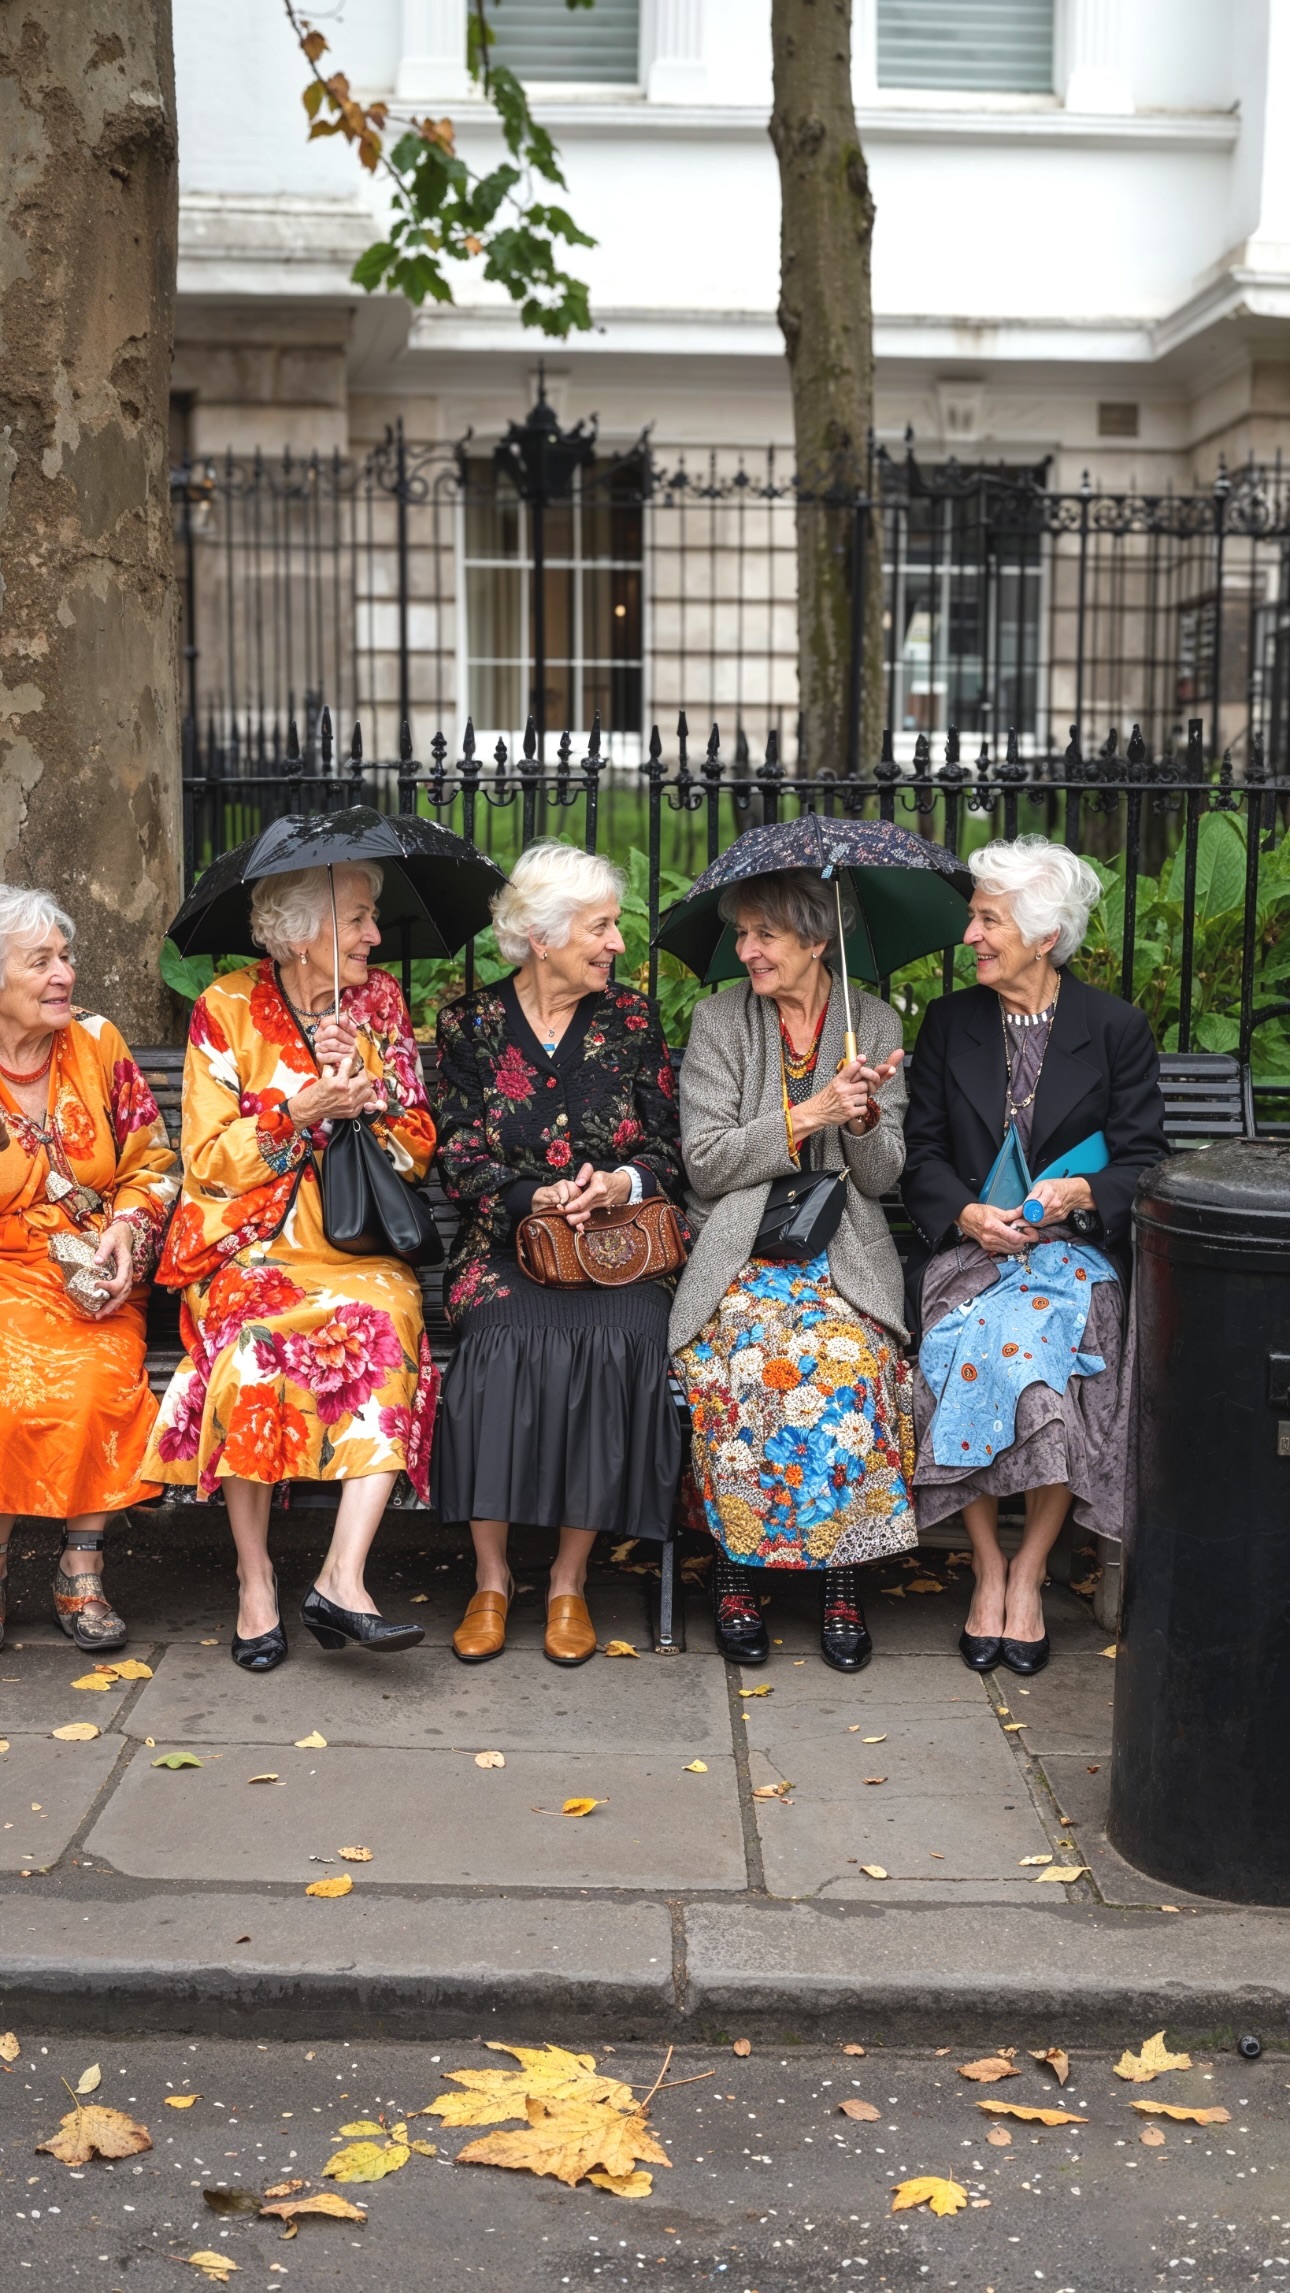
152, 1752, 203, 1769
1165, 812, 1247, 921
160, 940, 215, 1005
351, 241, 396, 293
1193, 1011, 1240, 1053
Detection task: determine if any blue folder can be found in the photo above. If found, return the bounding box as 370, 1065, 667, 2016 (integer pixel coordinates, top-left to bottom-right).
979, 1127, 1109, 1219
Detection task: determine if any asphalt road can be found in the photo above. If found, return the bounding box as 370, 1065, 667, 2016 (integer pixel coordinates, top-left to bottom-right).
1, 2032, 1286, 2292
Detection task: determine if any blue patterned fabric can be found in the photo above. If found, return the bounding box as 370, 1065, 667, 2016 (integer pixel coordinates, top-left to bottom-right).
918, 1239, 1119, 1469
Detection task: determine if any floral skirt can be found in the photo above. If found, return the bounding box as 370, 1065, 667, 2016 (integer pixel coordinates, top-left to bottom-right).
675, 1253, 917, 1569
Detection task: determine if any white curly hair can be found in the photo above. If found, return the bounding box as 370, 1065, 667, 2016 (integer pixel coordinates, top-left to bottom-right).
969, 835, 1103, 966
249, 862, 383, 964
491, 841, 625, 966
0, 886, 76, 984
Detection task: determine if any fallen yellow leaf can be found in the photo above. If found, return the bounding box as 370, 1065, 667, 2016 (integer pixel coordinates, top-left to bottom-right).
588, 2169, 652, 2197
37, 2103, 152, 2165
1035, 1864, 1090, 1882
1101, 1645, 1117, 1659
105, 1659, 152, 1681
863, 1775, 887, 1786
305, 1875, 353, 1899
683, 1761, 708, 1774
51, 1722, 99, 1741
262, 2179, 304, 2199
429, 2043, 636, 2129
1114, 2032, 1193, 2083
408, 2138, 438, 2157
1140, 2124, 1167, 2146
561, 1798, 602, 1817
837, 2098, 880, 2120
409, 1593, 429, 1603
0, 1739, 8, 1754
862, 1735, 887, 1744
986, 2126, 1012, 2146
608, 1540, 637, 1564
0, 2032, 20, 2064
1019, 1854, 1053, 1866
732, 2039, 751, 2058
751, 1780, 793, 1800
75, 2064, 102, 2095
891, 2175, 968, 2217
842, 2043, 866, 2057
246, 1774, 280, 1785
474, 1749, 506, 1770
457, 2094, 670, 2189
1130, 2101, 1230, 2125
338, 1846, 373, 1862
166, 2094, 201, 2109
325, 2140, 410, 2182
339, 2120, 386, 2136
905, 1577, 944, 1593
260, 2191, 367, 2222
957, 2056, 1019, 2083
977, 2101, 1087, 2126
71, 1673, 116, 1691
1031, 2047, 1071, 2086
1002, 1722, 1028, 1732
602, 1641, 638, 1659
859, 1864, 888, 1880
185, 2253, 238, 2283
294, 1732, 327, 1749
738, 1685, 773, 1697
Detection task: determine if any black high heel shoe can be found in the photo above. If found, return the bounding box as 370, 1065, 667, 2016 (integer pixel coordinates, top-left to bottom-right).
300, 1585, 424, 1653
820, 1567, 872, 1673
232, 1575, 287, 1672
958, 1630, 1002, 1673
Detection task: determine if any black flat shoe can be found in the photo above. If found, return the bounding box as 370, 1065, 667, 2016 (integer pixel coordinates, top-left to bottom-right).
300, 1586, 425, 1653
820, 1567, 872, 1673
232, 1576, 287, 1671
712, 1553, 769, 1666
959, 1630, 1003, 1672
1000, 1633, 1050, 1677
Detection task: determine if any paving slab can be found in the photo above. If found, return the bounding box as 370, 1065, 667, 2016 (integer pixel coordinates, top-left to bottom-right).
681, 1898, 1290, 2043
0, 1889, 676, 2037
0, 1645, 163, 1736
0, 1735, 125, 1871
124, 1640, 732, 1753
83, 1742, 748, 1890
737, 1653, 993, 1742
1038, 1752, 1227, 1912
1007, 1652, 1117, 1755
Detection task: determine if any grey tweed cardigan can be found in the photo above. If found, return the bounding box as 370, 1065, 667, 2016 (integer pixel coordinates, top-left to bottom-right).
669, 973, 909, 1353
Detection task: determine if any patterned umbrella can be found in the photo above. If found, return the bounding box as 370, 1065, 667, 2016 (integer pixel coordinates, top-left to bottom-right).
653, 814, 972, 991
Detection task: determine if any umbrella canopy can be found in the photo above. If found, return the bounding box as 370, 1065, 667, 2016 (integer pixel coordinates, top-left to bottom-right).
653, 814, 972, 985
167, 807, 505, 960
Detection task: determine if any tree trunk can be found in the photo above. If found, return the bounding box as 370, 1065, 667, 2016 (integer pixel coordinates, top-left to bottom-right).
770, 0, 883, 779
0, 1, 181, 1043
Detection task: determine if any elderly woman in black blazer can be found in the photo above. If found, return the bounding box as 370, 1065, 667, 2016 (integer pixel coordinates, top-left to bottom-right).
902, 836, 1166, 1677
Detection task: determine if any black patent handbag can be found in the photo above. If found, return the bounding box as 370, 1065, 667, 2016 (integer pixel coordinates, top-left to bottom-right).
753, 1166, 850, 1262
320, 1115, 444, 1266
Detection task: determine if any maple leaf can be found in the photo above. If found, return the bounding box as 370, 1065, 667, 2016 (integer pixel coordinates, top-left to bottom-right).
429, 2043, 634, 2127
260, 2191, 368, 2221
1113, 2032, 1192, 2082
588, 2168, 653, 2197
957, 2056, 1020, 2083
457, 2093, 670, 2188
976, 2101, 1087, 2126
1130, 2101, 1231, 2125
890, 2175, 968, 2217
324, 2140, 410, 2181
37, 2103, 152, 2165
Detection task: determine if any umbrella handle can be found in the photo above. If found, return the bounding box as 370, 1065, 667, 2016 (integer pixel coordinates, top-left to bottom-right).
328, 863, 340, 1022
833, 876, 858, 1067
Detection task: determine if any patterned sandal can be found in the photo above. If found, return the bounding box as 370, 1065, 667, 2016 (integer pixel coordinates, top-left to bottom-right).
52, 1530, 126, 1652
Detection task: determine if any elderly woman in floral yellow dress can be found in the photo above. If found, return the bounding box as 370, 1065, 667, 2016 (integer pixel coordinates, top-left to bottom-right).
0, 887, 177, 1652
144, 862, 438, 1671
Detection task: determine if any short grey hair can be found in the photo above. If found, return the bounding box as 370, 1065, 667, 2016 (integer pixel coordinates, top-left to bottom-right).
250, 862, 383, 964
969, 835, 1103, 966
491, 841, 626, 966
0, 885, 76, 984
719, 869, 855, 962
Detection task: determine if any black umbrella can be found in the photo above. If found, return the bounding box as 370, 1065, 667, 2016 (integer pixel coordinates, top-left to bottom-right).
168, 808, 505, 984
654, 814, 972, 1060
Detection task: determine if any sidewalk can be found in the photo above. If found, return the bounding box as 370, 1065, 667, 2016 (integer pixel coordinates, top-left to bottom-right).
2, 1516, 1287, 2045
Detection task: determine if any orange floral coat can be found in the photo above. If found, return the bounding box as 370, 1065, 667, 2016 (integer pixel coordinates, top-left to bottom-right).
0, 1014, 178, 1516
143, 962, 438, 1499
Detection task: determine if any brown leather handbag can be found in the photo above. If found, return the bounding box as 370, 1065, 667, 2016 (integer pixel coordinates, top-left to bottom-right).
515, 1194, 687, 1290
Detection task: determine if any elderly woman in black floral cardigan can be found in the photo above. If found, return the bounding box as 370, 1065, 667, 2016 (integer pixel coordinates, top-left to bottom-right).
432, 842, 686, 1667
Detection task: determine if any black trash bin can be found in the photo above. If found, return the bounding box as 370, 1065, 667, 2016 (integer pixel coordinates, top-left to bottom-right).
1109, 1139, 1290, 1903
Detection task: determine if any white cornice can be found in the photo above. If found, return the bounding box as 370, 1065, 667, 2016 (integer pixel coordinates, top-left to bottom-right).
400, 95, 1239, 151
178, 192, 375, 297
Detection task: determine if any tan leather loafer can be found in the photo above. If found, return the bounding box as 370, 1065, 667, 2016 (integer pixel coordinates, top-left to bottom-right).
543, 1592, 597, 1667
452, 1587, 510, 1664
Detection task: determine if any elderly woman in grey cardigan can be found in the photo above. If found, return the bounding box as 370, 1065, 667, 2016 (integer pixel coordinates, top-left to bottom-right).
671, 870, 917, 1672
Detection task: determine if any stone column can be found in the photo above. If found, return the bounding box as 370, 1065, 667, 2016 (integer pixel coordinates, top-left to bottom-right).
397, 0, 471, 103
646, 0, 707, 103
1058, 0, 1132, 115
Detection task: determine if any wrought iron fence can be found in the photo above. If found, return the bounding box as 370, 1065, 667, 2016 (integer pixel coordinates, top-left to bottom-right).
180, 707, 1290, 1119
173, 412, 1290, 778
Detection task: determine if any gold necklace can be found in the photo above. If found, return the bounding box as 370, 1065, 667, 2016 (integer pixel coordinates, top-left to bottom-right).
1000, 974, 1060, 1122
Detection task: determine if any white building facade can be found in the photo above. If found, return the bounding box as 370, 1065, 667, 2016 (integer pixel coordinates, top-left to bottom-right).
171, 0, 1290, 767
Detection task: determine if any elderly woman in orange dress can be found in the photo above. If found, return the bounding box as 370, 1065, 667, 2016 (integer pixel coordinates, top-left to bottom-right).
0, 888, 178, 1652
143, 862, 438, 1671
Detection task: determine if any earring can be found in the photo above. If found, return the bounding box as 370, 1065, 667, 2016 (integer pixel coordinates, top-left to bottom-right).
539, 950, 547, 962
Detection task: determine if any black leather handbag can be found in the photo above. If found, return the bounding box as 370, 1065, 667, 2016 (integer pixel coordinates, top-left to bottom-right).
320, 1116, 444, 1266
753, 1166, 850, 1262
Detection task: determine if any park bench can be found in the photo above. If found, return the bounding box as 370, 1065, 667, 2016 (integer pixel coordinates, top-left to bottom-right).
130, 1040, 1246, 1652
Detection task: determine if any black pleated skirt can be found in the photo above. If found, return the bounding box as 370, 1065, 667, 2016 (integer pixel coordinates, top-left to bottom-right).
431, 1263, 683, 1541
